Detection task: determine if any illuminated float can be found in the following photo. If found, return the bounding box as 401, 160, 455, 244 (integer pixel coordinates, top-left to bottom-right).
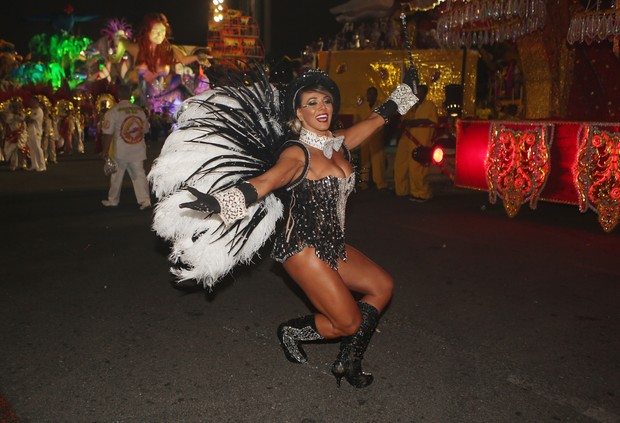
314, 0, 619, 232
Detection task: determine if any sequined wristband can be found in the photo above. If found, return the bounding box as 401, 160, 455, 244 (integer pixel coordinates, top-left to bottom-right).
387, 84, 419, 115
212, 181, 258, 226
373, 85, 419, 123
213, 187, 248, 226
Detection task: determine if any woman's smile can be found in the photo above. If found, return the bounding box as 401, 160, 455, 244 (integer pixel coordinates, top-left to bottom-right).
297, 90, 333, 133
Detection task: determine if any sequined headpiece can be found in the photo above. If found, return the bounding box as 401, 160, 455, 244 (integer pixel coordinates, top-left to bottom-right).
284, 69, 340, 121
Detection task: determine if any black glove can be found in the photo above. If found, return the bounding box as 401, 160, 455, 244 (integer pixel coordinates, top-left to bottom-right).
403, 65, 419, 96
179, 181, 259, 225
180, 186, 221, 213
373, 100, 399, 123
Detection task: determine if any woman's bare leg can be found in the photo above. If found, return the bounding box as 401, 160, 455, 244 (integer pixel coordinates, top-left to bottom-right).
337, 244, 394, 312
328, 245, 393, 388
282, 247, 361, 339
277, 245, 392, 378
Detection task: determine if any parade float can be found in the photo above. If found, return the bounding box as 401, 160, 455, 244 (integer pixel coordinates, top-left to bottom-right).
207, 3, 264, 68
318, 0, 619, 232
440, 0, 620, 233
0, 6, 215, 171
0, 7, 213, 117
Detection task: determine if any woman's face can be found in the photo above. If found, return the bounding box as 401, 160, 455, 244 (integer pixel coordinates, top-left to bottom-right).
295, 90, 333, 134
149, 23, 167, 45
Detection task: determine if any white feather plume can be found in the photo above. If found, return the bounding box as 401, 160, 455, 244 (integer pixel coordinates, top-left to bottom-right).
148, 64, 286, 288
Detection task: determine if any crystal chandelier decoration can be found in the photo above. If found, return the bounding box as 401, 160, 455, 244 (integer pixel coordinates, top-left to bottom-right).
436, 0, 547, 49
567, 0, 620, 56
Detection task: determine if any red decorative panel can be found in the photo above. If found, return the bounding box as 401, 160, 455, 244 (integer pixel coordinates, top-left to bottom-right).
455, 119, 620, 232
575, 124, 620, 233
486, 122, 553, 218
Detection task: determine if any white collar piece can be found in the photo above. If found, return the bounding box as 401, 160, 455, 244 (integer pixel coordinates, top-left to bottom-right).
299, 128, 344, 159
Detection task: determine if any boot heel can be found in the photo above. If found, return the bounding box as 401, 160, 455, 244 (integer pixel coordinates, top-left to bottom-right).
333, 372, 344, 387
344, 359, 374, 388
331, 362, 345, 387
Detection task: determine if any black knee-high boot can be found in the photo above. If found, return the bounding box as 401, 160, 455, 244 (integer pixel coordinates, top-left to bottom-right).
331, 302, 380, 388
277, 315, 323, 364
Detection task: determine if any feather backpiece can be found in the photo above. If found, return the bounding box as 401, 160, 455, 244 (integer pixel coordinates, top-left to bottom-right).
148, 62, 286, 288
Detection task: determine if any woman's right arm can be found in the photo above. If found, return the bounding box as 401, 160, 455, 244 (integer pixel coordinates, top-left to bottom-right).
247, 146, 306, 199
179, 145, 306, 225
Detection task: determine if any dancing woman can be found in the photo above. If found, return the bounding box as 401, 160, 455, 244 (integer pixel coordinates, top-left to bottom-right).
149, 63, 419, 388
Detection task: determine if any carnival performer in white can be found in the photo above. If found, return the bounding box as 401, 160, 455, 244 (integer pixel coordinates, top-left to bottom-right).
25, 95, 47, 172
1, 98, 27, 171
100, 84, 151, 209
41, 98, 58, 165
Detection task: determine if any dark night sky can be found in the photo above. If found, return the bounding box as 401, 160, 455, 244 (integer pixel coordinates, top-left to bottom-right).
0, 0, 342, 61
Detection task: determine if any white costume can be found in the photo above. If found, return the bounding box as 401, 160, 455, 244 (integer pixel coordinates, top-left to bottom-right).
26, 104, 46, 171
101, 99, 151, 207
42, 111, 58, 164
2, 109, 27, 171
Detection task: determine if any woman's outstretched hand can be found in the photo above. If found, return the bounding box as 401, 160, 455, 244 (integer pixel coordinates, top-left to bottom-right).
179, 182, 257, 225
179, 187, 221, 213
372, 64, 420, 122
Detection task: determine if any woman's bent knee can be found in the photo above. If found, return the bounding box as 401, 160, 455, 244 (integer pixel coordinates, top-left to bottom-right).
384, 274, 395, 297
331, 313, 362, 337
374, 273, 394, 300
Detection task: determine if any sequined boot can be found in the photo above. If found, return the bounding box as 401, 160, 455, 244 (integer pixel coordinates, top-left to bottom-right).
331, 302, 380, 388
277, 315, 323, 364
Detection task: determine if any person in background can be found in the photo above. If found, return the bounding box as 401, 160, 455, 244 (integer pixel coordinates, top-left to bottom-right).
1, 97, 27, 171
148, 109, 162, 142
100, 84, 151, 210
358, 86, 388, 190
113, 12, 208, 96
60, 105, 84, 154
160, 109, 172, 136
74, 107, 85, 154
25, 95, 47, 172
394, 84, 438, 202
40, 96, 58, 165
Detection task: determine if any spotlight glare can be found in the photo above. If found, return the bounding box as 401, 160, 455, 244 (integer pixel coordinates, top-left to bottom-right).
432, 145, 444, 165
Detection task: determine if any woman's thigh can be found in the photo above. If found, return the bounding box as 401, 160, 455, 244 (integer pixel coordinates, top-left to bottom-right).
283, 247, 360, 336
337, 245, 393, 310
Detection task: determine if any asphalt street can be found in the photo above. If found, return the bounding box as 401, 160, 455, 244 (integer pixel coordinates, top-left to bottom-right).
1, 139, 619, 423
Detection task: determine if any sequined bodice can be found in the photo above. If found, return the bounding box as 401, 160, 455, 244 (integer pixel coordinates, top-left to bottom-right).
291, 173, 356, 233
271, 142, 356, 269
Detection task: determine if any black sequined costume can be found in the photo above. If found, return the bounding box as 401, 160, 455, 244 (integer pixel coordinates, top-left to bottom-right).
272, 141, 356, 269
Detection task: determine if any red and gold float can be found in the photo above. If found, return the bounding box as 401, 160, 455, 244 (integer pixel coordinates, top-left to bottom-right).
456, 120, 620, 232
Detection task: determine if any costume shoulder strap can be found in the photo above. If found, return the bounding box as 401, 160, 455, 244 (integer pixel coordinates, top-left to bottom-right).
278, 140, 310, 190
342, 143, 351, 162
